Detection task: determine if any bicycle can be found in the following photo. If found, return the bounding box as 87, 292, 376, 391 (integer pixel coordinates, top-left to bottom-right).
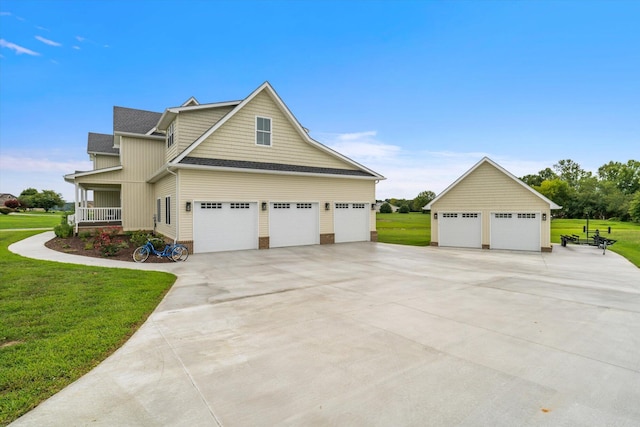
133, 238, 189, 263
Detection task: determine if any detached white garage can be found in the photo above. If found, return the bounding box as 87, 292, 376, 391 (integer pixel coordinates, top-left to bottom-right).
193, 202, 258, 253
425, 157, 561, 252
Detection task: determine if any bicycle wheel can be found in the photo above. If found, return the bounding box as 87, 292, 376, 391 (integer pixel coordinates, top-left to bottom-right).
170, 245, 189, 262
133, 246, 150, 263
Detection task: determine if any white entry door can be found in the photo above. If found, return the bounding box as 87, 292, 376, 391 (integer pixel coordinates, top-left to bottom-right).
438, 212, 482, 248
193, 202, 258, 253
334, 203, 370, 243
491, 212, 540, 251
269, 202, 319, 248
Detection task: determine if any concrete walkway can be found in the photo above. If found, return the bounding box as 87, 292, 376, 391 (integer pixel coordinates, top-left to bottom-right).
8, 232, 640, 426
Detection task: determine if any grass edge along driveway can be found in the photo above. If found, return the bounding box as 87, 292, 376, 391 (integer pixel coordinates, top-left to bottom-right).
0, 230, 176, 426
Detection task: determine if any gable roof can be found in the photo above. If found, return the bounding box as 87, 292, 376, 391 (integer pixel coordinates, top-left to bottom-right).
425, 157, 562, 210
170, 81, 385, 179
155, 100, 243, 131
113, 106, 162, 135
87, 132, 118, 155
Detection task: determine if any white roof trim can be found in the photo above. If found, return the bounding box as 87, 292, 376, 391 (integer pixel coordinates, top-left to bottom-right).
156, 101, 242, 130
147, 162, 380, 184
424, 157, 562, 210
87, 151, 119, 157
171, 81, 385, 179
181, 96, 199, 107
64, 165, 123, 181
113, 131, 165, 140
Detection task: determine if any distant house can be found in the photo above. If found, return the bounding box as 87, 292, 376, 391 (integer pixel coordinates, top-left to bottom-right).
374, 202, 399, 213
65, 82, 385, 253
425, 157, 561, 252
0, 193, 18, 206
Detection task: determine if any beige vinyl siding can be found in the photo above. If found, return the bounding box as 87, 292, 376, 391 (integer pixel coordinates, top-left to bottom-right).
93, 155, 120, 169
178, 169, 375, 242
430, 162, 552, 248
190, 91, 357, 171
117, 136, 166, 231
154, 175, 176, 239
94, 190, 120, 208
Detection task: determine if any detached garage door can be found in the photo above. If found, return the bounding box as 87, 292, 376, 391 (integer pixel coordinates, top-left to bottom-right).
491, 213, 540, 251
335, 203, 370, 243
438, 212, 481, 248
270, 202, 319, 248
193, 202, 258, 253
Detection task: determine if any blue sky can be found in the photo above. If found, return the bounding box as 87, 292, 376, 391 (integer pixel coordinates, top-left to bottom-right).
1, 0, 638, 202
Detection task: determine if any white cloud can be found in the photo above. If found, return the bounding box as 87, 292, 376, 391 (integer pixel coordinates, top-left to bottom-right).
72, 45, 80, 50
35, 35, 62, 47
0, 154, 91, 173
0, 11, 12, 16
315, 130, 552, 200
36, 25, 49, 31
0, 38, 40, 56
75, 36, 85, 42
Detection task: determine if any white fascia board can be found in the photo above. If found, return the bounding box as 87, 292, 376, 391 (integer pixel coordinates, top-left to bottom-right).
64, 165, 123, 181
151, 162, 380, 182
87, 151, 119, 157
113, 131, 165, 140
171, 82, 385, 180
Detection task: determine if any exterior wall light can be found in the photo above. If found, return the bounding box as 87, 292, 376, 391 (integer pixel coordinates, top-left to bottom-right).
371, 203, 376, 210
542, 213, 547, 221
185, 201, 192, 212
434, 212, 438, 220
325, 202, 330, 211
261, 202, 267, 211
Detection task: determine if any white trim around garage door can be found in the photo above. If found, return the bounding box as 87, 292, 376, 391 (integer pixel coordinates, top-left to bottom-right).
490, 212, 541, 251
438, 211, 482, 248
193, 201, 259, 253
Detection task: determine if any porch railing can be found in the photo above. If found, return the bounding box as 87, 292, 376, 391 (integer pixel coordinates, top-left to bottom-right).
76, 207, 122, 223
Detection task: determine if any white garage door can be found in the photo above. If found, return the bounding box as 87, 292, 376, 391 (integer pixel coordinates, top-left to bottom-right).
193, 202, 258, 253
270, 202, 319, 248
491, 212, 540, 251
335, 203, 370, 243
438, 212, 481, 248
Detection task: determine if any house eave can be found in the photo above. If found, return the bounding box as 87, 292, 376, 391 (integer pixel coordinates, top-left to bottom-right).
113, 131, 165, 140
147, 163, 381, 184
64, 165, 123, 182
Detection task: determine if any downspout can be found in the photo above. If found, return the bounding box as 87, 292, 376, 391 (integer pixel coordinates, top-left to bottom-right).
166, 166, 179, 244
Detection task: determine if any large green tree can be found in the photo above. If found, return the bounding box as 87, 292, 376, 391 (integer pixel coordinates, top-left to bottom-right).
18, 189, 64, 212
411, 190, 436, 212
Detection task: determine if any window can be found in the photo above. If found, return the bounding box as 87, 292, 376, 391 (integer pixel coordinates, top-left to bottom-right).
443, 213, 458, 218
201, 202, 222, 209
517, 213, 536, 219
156, 198, 161, 222
335, 203, 349, 209
495, 213, 512, 219
167, 122, 175, 147
256, 117, 271, 146
353, 203, 365, 209
462, 213, 478, 218
273, 203, 290, 209
296, 203, 312, 209
165, 196, 171, 225
230, 202, 250, 209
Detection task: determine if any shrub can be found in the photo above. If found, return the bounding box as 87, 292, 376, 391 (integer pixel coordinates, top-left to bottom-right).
379, 202, 393, 214
4, 199, 20, 209
54, 223, 74, 238
0, 207, 13, 215
92, 227, 124, 257
399, 204, 410, 214
128, 230, 152, 248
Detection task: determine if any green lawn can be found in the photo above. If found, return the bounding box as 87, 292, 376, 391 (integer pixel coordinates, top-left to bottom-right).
0, 231, 176, 425
376, 213, 640, 268
377, 212, 431, 246
0, 212, 65, 230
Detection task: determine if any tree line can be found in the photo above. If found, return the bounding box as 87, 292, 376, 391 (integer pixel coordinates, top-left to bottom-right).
2, 188, 65, 213
521, 159, 639, 221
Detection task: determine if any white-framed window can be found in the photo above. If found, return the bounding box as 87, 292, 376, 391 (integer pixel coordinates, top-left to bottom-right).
517, 213, 536, 219
156, 198, 161, 222
165, 196, 171, 225
167, 122, 175, 147
256, 116, 271, 146
443, 213, 458, 218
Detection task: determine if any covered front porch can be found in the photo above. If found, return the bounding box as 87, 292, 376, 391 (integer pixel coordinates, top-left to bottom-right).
70, 183, 122, 233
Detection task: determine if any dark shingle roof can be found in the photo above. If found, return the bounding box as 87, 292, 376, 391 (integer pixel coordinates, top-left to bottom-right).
113, 106, 162, 134
180, 157, 375, 177
87, 132, 118, 155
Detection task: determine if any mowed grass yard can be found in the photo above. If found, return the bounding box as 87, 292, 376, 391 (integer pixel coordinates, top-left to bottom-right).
1, 223, 176, 424
376, 213, 640, 268
0, 211, 64, 229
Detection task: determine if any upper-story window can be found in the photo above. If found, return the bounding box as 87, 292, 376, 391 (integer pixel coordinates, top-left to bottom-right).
256, 116, 271, 146
167, 122, 175, 147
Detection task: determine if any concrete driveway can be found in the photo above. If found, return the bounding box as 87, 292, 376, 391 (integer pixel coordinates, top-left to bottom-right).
10, 233, 640, 426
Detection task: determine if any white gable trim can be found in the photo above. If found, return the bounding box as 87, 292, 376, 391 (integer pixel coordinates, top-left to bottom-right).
171, 82, 385, 180
425, 157, 561, 210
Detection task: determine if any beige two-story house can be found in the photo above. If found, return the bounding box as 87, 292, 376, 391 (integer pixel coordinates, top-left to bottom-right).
65, 82, 385, 253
